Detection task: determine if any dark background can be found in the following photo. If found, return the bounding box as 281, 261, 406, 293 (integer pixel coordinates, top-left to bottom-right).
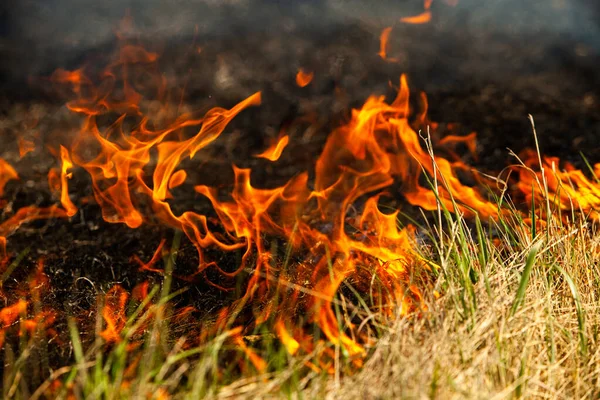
1, 0, 600, 169
2, 0, 599, 88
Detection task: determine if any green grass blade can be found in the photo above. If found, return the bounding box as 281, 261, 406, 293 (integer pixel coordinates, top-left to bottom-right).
553, 264, 587, 356
510, 241, 542, 317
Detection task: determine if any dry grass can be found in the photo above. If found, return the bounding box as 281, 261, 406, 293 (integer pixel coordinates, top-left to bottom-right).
5, 128, 600, 399
309, 218, 600, 399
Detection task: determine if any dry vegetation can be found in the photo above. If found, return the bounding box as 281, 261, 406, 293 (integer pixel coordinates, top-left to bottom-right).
5, 127, 600, 399
318, 211, 600, 399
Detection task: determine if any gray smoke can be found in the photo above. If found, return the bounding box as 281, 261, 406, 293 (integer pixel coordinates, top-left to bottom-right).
1, 0, 599, 95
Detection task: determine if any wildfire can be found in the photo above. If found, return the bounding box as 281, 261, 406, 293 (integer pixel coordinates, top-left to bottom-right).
40, 40, 466, 361
0, 36, 505, 369
2, 8, 600, 386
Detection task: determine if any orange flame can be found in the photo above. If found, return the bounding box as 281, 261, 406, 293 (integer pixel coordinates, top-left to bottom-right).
17, 138, 36, 158
378, 27, 398, 62
0, 158, 19, 198
59, 146, 78, 217
36, 35, 500, 364
232, 329, 267, 373
0, 237, 6, 262
100, 285, 129, 343
295, 68, 314, 87
0, 300, 27, 328
8, 11, 600, 380
0, 300, 27, 348
518, 149, 600, 221
46, 38, 495, 359
254, 133, 289, 161
400, 0, 458, 24
0, 206, 68, 238
401, 11, 432, 24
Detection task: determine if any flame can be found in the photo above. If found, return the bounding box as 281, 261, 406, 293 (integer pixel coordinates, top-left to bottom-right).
0, 300, 27, 328
0, 300, 27, 348
254, 133, 289, 161
0, 257, 57, 353
45, 38, 495, 359
378, 27, 398, 62
0, 159, 19, 256
275, 319, 300, 355
401, 0, 432, 24
0, 206, 68, 238
60, 146, 78, 217
295, 68, 314, 87
168, 170, 187, 190
0, 237, 6, 262
132, 239, 167, 273
6, 31, 503, 368
232, 329, 267, 373
517, 149, 600, 221
100, 285, 129, 343
400, 0, 457, 25
401, 11, 432, 24
10, 9, 600, 385
0, 158, 19, 198
0, 206, 68, 262
17, 138, 36, 158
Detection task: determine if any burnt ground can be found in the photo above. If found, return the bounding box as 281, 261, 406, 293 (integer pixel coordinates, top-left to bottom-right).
0, 0, 600, 383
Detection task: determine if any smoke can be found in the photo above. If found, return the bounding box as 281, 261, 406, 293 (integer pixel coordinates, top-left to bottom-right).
1, 0, 599, 97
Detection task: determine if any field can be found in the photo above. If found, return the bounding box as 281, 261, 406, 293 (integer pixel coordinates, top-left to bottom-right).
1, 1, 600, 398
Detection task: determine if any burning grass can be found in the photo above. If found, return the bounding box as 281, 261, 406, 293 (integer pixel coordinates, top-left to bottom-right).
2, 10, 600, 398
5, 139, 600, 399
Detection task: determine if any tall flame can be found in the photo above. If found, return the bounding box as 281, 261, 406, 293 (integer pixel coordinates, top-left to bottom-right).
2, 24, 564, 371
46, 40, 473, 359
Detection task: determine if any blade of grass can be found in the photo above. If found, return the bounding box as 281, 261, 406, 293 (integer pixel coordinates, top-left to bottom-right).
553, 264, 587, 356
510, 241, 542, 317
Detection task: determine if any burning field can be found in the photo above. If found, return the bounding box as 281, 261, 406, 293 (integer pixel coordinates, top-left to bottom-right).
1, 0, 600, 398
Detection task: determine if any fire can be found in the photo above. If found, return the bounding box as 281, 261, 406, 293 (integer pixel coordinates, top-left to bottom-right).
6, 12, 599, 380
100, 285, 129, 343
254, 132, 289, 161
517, 149, 600, 221
295, 68, 314, 87
401, 11, 431, 25
0, 260, 57, 350
401, 0, 432, 24
43, 40, 464, 360
0, 34, 500, 365
59, 146, 78, 217
0, 158, 19, 198
0, 300, 27, 348
17, 138, 36, 158
400, 0, 458, 25
378, 27, 398, 62
0, 300, 27, 328
0, 206, 68, 241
